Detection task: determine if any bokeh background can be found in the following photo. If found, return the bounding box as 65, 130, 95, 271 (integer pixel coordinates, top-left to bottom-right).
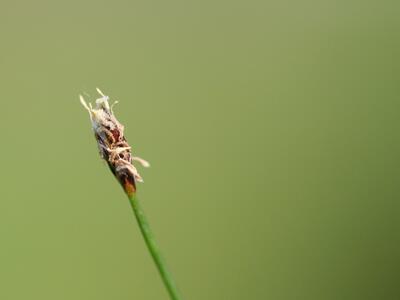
0, 1, 399, 299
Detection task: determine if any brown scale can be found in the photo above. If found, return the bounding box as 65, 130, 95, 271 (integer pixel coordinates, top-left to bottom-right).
95, 125, 136, 193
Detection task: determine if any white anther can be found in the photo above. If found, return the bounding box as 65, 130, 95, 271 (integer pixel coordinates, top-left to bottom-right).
132, 157, 150, 168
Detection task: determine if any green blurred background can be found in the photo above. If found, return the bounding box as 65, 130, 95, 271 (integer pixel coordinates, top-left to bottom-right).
0, 1, 399, 299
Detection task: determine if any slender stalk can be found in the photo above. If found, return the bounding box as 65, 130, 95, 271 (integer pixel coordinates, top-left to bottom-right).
128, 193, 182, 300
80, 90, 180, 299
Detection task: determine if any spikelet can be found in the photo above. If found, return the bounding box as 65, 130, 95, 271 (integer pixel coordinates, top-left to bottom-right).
80, 88, 149, 195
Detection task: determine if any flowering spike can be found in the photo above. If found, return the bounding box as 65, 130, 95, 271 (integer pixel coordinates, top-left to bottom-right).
80, 89, 149, 195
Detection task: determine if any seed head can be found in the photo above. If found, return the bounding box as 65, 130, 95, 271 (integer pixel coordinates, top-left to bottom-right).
80, 88, 149, 195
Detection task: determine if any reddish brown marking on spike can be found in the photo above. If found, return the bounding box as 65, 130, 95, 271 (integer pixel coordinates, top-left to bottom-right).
110, 128, 121, 141
124, 178, 136, 197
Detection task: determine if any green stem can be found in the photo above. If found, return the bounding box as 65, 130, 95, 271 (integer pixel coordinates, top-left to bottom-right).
128, 193, 182, 300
